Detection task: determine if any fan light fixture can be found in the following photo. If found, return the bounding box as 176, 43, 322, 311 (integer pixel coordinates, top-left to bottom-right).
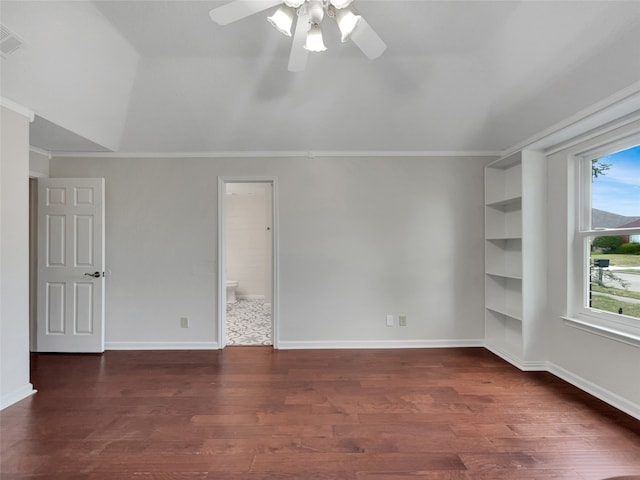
304, 23, 327, 52
328, 0, 353, 8
284, 0, 305, 7
333, 7, 361, 42
269, 0, 362, 53
209, 0, 387, 72
267, 4, 296, 36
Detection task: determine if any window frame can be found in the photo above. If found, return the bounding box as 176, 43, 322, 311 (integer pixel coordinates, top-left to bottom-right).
566, 132, 640, 346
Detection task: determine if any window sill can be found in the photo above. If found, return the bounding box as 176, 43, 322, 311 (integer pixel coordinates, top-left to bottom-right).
562, 314, 640, 348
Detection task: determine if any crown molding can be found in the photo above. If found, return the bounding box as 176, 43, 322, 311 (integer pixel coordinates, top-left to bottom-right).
50, 150, 501, 159
29, 145, 52, 159
0, 97, 34, 122
503, 80, 640, 156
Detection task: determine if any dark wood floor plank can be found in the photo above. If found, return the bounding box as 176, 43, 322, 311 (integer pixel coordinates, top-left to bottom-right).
249, 452, 466, 473
1, 347, 639, 478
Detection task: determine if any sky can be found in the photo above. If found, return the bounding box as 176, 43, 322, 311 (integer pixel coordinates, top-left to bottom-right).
592, 144, 640, 217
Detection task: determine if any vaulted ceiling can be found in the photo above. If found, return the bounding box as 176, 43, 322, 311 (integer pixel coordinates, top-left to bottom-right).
1, 0, 639, 155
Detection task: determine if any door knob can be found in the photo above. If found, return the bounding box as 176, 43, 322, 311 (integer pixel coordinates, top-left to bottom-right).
84, 272, 101, 278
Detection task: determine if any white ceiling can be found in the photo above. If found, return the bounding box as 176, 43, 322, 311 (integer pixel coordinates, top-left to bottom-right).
1, 0, 639, 155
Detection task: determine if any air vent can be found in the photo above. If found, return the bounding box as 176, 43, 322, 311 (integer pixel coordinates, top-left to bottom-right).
1, 24, 25, 58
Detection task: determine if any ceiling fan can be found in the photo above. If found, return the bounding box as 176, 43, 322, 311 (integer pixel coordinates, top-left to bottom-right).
209, 0, 387, 72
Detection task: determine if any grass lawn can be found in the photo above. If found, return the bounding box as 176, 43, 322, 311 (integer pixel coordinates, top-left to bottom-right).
591, 253, 640, 267
591, 294, 640, 318
592, 284, 640, 301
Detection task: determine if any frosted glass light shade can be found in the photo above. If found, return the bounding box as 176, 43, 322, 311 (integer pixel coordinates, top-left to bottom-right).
268, 4, 296, 36
304, 23, 327, 52
330, 0, 353, 8
334, 7, 361, 42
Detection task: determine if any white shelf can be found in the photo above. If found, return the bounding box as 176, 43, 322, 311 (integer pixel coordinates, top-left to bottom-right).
486, 274, 522, 316
485, 235, 522, 241
486, 304, 522, 322
485, 309, 524, 362
485, 157, 522, 205
486, 238, 522, 278
485, 202, 522, 239
486, 237, 522, 243
486, 270, 522, 280
484, 150, 546, 367
485, 195, 522, 209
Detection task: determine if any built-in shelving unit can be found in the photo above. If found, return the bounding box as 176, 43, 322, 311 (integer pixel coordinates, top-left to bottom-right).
484, 150, 546, 370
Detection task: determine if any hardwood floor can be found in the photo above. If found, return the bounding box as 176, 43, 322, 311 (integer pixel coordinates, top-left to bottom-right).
1, 347, 639, 479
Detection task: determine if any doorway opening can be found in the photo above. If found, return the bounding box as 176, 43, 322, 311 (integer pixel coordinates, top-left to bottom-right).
218, 178, 278, 348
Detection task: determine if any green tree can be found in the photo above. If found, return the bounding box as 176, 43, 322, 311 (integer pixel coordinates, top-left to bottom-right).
592, 235, 623, 252
592, 158, 611, 179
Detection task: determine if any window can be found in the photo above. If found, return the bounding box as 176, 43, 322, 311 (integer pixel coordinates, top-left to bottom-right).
574, 141, 640, 338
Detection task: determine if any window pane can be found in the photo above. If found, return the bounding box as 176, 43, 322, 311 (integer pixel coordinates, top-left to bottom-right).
591, 145, 640, 228
589, 236, 640, 319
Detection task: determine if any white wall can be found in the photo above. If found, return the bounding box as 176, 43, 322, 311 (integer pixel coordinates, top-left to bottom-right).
546, 118, 640, 417
226, 187, 267, 298
0, 2, 139, 150
1, 105, 35, 409
49, 155, 490, 349
29, 150, 50, 178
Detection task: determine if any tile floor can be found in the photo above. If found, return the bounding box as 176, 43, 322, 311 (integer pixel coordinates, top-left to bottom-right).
226, 299, 272, 345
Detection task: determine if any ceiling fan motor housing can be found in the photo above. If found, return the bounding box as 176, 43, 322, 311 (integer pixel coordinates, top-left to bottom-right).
307, 1, 325, 24
284, 0, 355, 19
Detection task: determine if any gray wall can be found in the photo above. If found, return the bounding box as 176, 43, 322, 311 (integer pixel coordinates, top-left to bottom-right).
1, 106, 34, 409
50, 155, 490, 348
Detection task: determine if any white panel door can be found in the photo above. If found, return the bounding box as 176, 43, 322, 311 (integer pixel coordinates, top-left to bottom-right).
36, 178, 105, 352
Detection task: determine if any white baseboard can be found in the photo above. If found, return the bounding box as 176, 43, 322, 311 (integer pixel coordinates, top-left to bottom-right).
520, 360, 548, 371
484, 343, 547, 371
105, 339, 483, 351
278, 339, 484, 350
105, 341, 219, 350
1, 383, 36, 411
547, 362, 640, 420
485, 342, 639, 419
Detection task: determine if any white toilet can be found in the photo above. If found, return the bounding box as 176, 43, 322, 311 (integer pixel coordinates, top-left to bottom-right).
226, 280, 239, 304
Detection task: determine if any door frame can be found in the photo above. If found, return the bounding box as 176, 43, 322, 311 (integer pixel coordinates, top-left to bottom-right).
28, 176, 43, 351
217, 176, 279, 349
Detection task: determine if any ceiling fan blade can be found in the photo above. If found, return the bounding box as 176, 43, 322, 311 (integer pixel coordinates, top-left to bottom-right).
209, 0, 283, 26
350, 18, 387, 60
288, 10, 310, 72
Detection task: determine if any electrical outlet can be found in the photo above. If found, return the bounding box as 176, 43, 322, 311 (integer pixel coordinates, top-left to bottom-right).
180, 317, 189, 328
399, 315, 407, 327
386, 314, 394, 327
